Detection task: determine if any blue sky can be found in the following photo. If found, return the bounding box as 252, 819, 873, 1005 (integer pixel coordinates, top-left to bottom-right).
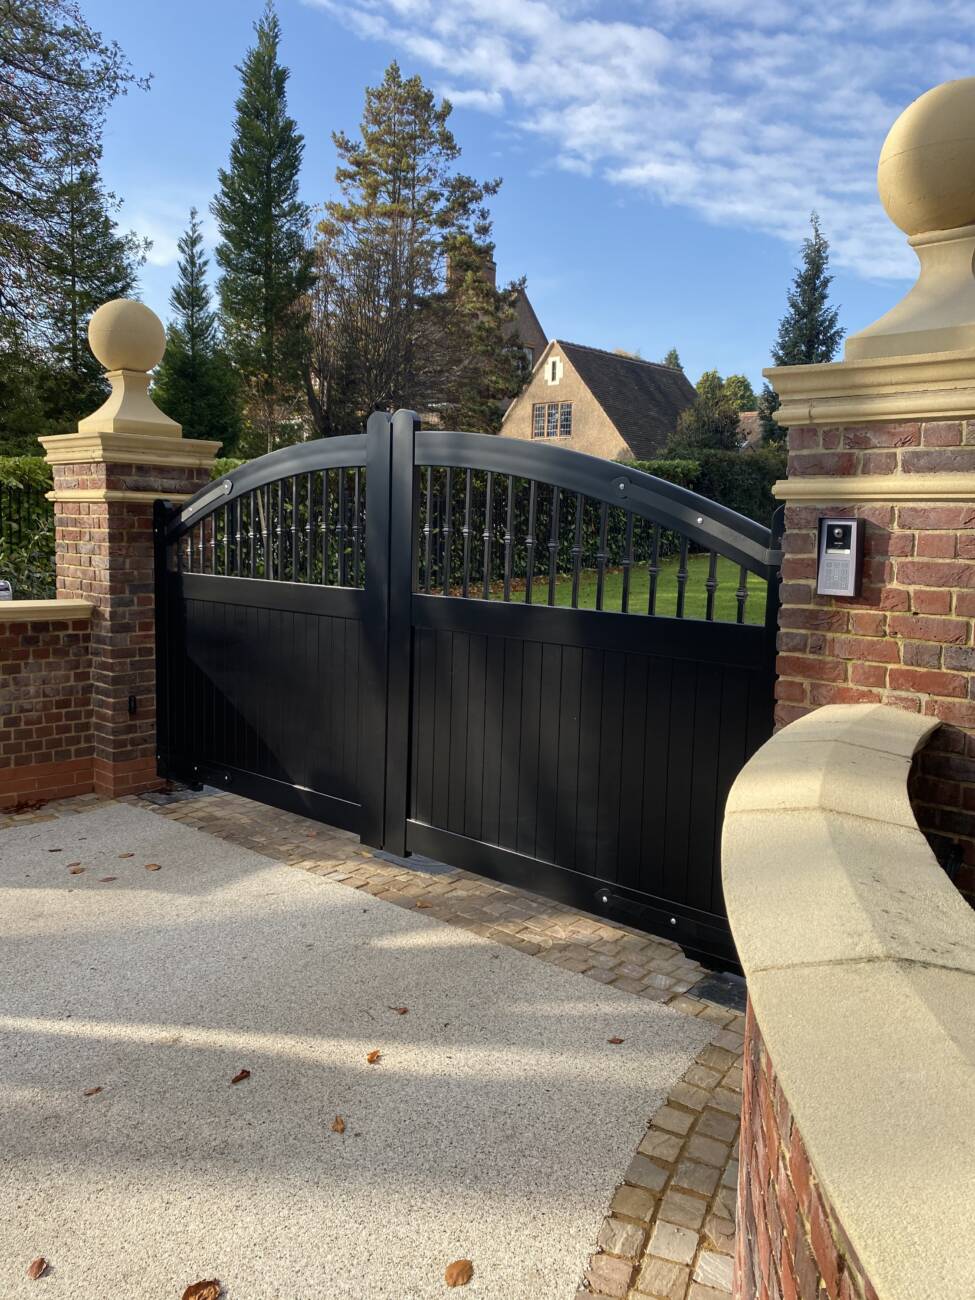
81, 0, 968, 393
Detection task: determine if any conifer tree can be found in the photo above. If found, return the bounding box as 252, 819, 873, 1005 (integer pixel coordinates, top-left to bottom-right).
762, 214, 844, 444
310, 61, 527, 434
212, 2, 313, 454
661, 347, 683, 370
722, 373, 756, 412
38, 140, 148, 428
153, 209, 241, 447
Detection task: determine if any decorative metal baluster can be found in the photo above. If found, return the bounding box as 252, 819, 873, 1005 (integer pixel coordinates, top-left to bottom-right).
291, 475, 299, 581
547, 485, 560, 607
675, 535, 689, 618
222, 503, 230, 575
337, 469, 348, 586
423, 467, 434, 593
352, 468, 362, 586
208, 513, 216, 573
262, 484, 271, 578
503, 476, 515, 601
705, 551, 719, 622
621, 511, 634, 613
186, 524, 194, 573
481, 471, 494, 599
232, 498, 242, 576
442, 467, 453, 595
321, 469, 330, 584
305, 473, 313, 582
197, 519, 205, 571
524, 480, 538, 604
595, 501, 609, 611
276, 482, 285, 581
461, 469, 473, 598
571, 492, 584, 608
647, 524, 660, 614
736, 566, 750, 624
249, 491, 257, 578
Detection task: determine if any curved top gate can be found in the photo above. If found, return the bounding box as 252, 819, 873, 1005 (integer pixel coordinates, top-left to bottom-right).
156, 410, 782, 967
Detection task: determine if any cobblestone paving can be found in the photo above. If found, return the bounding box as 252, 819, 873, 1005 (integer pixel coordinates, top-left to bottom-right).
1, 789, 743, 1299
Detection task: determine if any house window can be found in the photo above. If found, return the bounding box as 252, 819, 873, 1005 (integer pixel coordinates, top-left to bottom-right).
550, 359, 558, 381
531, 401, 572, 438
546, 355, 563, 385
524, 346, 535, 369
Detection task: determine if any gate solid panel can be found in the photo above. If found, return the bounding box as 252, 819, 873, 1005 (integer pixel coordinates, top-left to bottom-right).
156, 411, 782, 967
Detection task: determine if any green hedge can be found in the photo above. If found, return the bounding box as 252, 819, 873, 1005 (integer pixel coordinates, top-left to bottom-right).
620, 447, 787, 526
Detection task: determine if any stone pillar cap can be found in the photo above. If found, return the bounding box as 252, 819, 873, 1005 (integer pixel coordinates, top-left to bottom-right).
89, 299, 166, 373
847, 78, 975, 361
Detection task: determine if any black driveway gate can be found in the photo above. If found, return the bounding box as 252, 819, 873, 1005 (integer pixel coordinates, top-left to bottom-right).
155, 410, 782, 965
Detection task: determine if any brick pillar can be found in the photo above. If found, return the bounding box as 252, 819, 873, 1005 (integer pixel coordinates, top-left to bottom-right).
40, 299, 219, 799
768, 384, 975, 901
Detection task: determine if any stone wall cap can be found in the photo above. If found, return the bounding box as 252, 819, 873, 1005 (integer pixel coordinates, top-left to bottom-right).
0, 599, 94, 622
724, 703, 975, 1300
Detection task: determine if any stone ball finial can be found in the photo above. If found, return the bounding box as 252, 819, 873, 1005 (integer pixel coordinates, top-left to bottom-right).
878, 78, 975, 237
88, 299, 166, 373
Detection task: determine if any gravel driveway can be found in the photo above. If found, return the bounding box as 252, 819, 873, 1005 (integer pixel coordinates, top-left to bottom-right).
0, 801, 709, 1299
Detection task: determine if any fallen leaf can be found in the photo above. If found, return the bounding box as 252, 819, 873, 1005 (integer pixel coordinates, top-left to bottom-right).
607, 1037, 625, 1045
83, 1086, 103, 1097
181, 1281, 221, 1300
97, 876, 118, 883
47, 848, 62, 854
26, 1257, 47, 1280
66, 862, 81, 868
118, 852, 135, 859
144, 863, 162, 871
230, 1069, 250, 1085
389, 1006, 409, 1015
444, 1259, 474, 1288
68, 867, 85, 875
330, 1116, 346, 1133
366, 1050, 381, 1065
415, 900, 432, 909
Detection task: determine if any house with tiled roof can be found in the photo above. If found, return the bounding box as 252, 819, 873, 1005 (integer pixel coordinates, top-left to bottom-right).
500, 340, 696, 459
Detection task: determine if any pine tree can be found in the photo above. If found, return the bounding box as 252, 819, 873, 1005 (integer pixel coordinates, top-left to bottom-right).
37, 140, 148, 428
311, 62, 526, 434
763, 214, 844, 444
662, 347, 683, 370
212, 2, 313, 454
153, 209, 242, 448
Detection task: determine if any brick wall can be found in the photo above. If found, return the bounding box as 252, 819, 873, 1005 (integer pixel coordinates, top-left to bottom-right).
775, 419, 975, 900
0, 614, 93, 808
50, 458, 210, 797
737, 1003, 879, 1300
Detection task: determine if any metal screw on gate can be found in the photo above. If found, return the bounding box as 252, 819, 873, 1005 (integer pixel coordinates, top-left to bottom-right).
669, 917, 677, 926
696, 516, 703, 525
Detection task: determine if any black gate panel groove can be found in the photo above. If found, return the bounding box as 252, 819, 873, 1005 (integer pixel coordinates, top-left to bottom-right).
156, 412, 782, 968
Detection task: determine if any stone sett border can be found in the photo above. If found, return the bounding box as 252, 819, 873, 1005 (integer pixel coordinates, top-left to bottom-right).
0, 789, 745, 1300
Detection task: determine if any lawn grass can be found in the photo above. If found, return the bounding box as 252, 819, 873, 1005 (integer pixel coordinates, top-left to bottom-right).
528, 551, 767, 625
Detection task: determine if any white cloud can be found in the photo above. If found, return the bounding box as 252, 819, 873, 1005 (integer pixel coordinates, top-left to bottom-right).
304, 0, 975, 281
124, 198, 220, 269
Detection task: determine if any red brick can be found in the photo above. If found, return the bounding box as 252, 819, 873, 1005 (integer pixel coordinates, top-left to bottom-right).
888, 613, 969, 643
788, 452, 858, 477
841, 423, 919, 448
901, 447, 975, 473
912, 588, 952, 614
888, 667, 968, 697
777, 654, 847, 683
897, 505, 975, 530
830, 635, 900, 663
850, 662, 887, 687
920, 421, 963, 446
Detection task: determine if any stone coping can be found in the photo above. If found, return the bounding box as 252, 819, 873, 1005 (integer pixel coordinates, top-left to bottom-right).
0, 599, 94, 622
722, 703, 975, 1300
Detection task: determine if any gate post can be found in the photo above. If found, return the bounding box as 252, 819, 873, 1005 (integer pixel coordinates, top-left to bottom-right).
359, 407, 418, 854
765, 82, 975, 902
39, 299, 219, 799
